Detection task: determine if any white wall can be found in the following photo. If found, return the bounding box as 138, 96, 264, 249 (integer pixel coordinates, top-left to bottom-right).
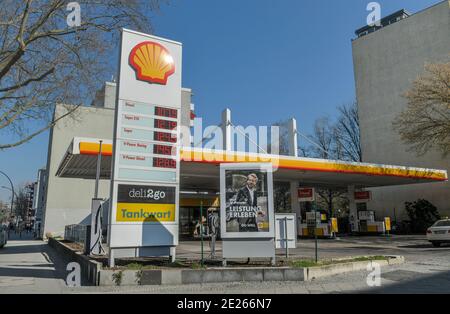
42, 104, 115, 237
352, 1, 450, 219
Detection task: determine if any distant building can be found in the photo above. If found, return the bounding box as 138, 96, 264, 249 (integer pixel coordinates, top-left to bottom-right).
32, 168, 47, 238
355, 9, 411, 38
352, 1, 450, 220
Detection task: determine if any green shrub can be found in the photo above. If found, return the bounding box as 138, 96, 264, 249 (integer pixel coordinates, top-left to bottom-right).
405, 199, 440, 233
112, 270, 123, 286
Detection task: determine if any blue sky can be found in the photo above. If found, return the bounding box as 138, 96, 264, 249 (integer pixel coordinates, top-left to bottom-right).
0, 0, 442, 202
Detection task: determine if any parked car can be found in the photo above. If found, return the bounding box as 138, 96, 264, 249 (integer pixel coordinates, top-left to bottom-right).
0, 224, 7, 248
426, 219, 450, 247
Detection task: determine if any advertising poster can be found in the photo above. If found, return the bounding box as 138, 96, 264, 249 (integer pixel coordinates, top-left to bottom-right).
220, 163, 274, 239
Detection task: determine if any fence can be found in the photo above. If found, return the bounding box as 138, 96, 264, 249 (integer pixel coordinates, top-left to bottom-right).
64, 224, 89, 250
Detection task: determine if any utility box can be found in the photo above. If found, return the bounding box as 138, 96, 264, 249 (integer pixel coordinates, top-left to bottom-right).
275, 213, 297, 249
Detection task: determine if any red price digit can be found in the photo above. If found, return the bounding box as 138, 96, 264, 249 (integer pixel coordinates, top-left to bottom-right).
154, 131, 176, 143
155, 106, 177, 118
154, 119, 177, 130
154, 144, 174, 156
153, 157, 176, 168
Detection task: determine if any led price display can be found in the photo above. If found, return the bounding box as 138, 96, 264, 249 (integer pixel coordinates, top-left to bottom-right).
154, 131, 177, 143
155, 106, 177, 119
154, 119, 177, 130
153, 144, 175, 156
153, 157, 176, 169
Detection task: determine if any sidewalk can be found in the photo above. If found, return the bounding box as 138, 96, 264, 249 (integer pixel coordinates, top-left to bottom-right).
0, 238, 67, 293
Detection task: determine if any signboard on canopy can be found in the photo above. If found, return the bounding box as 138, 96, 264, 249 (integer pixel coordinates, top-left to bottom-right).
354, 191, 372, 202
298, 187, 315, 202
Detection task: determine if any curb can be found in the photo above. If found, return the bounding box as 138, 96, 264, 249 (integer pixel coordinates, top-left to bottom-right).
48, 239, 404, 286
97, 267, 307, 286
48, 238, 103, 285
97, 256, 404, 286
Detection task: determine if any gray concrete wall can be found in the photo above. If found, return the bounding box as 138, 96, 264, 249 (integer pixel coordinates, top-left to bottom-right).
42, 104, 115, 237
352, 1, 450, 220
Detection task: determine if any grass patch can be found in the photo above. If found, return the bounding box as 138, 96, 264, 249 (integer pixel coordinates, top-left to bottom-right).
350, 256, 388, 262
121, 260, 189, 270
190, 262, 206, 269
169, 260, 187, 268
289, 260, 320, 268
125, 263, 144, 270
123, 263, 159, 270
289, 256, 390, 268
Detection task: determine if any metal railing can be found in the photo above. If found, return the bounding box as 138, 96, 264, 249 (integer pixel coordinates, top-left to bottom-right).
64, 224, 89, 248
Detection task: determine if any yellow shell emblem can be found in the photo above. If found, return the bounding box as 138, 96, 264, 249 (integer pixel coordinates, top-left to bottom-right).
129, 41, 175, 85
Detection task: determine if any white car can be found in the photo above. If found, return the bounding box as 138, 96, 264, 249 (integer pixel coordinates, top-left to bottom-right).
426, 219, 450, 247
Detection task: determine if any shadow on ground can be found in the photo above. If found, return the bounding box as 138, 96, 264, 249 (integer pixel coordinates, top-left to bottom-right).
359, 269, 450, 294
0, 241, 67, 283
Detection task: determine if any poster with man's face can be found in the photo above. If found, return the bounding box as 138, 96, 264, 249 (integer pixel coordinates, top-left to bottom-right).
224, 169, 270, 233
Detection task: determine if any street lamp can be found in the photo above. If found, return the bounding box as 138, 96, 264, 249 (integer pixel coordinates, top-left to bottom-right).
0, 171, 15, 216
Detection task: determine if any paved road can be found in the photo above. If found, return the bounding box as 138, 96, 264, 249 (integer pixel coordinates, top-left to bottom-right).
1, 234, 449, 293
69, 235, 450, 294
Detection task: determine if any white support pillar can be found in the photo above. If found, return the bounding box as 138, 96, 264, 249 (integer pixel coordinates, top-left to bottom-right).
287, 118, 298, 157
108, 248, 115, 268
348, 185, 358, 232
221, 108, 232, 151
287, 119, 299, 230
290, 180, 300, 218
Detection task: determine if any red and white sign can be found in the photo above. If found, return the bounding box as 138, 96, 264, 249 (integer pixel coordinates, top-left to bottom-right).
298, 188, 315, 202
354, 191, 371, 202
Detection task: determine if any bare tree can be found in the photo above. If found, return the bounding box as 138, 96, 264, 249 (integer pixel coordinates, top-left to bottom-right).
272, 119, 291, 155
334, 102, 362, 162
306, 117, 346, 217
273, 103, 362, 215
0, 0, 167, 149
393, 60, 450, 156
309, 117, 334, 159
13, 184, 30, 219
303, 103, 361, 163
0, 200, 7, 222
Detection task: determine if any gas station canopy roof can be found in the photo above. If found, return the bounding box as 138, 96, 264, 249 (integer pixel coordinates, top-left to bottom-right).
56, 137, 113, 179
57, 137, 448, 190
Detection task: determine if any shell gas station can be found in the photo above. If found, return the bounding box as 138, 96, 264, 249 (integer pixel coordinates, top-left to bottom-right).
40, 30, 447, 266
54, 137, 446, 241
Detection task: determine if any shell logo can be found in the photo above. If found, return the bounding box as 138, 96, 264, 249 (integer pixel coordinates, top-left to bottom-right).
129, 41, 175, 85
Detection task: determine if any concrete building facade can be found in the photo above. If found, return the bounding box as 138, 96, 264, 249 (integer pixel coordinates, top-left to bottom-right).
352, 1, 450, 220
32, 168, 47, 238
